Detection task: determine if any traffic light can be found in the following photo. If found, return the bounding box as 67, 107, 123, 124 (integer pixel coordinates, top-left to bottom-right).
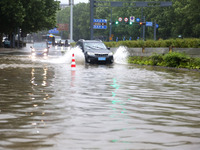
115, 21, 119, 25
129, 22, 133, 25
139, 22, 146, 26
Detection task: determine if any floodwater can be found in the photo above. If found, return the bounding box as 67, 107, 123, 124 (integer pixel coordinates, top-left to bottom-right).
0, 46, 200, 150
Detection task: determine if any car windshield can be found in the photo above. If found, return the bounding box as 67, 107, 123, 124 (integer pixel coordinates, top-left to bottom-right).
84, 42, 107, 50
33, 43, 47, 49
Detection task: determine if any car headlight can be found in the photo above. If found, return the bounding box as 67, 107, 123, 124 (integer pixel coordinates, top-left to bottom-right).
31, 48, 35, 52
32, 52, 36, 56
43, 49, 48, 52
108, 52, 113, 56
87, 52, 95, 56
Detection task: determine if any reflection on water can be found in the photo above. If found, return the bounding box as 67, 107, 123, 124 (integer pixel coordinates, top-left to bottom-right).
31, 66, 48, 86
0, 54, 200, 150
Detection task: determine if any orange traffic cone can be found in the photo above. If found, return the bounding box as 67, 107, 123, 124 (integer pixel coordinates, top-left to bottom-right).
71, 53, 76, 70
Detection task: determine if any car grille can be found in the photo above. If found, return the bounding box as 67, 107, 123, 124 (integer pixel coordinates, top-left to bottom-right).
95, 54, 108, 57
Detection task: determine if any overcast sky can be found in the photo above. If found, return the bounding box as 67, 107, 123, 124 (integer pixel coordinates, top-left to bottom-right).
59, 0, 89, 4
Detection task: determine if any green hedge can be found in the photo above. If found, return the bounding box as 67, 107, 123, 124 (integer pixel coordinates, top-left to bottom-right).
128, 52, 200, 69
70, 42, 76, 47
104, 38, 200, 48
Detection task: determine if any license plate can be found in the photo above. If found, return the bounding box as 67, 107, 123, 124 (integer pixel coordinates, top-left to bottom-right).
98, 57, 106, 61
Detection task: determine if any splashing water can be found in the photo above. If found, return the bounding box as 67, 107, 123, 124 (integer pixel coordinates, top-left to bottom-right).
63, 47, 85, 64
41, 46, 85, 64
114, 46, 129, 64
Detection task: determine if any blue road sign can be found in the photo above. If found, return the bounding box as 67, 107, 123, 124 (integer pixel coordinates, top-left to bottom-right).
93, 19, 107, 29
136, 18, 140, 22
146, 22, 153, 27
93, 25, 107, 29
156, 24, 159, 28
49, 28, 59, 34
94, 19, 107, 23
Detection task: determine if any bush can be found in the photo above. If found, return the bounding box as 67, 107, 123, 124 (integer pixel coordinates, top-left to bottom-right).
104, 38, 200, 48
128, 52, 200, 70
154, 40, 167, 47
71, 42, 76, 47
150, 53, 163, 66
163, 52, 190, 67
189, 57, 200, 69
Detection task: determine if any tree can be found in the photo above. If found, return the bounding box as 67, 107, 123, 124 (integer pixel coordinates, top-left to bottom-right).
73, 3, 90, 41
0, 0, 25, 46
56, 0, 199, 41
172, 0, 200, 38
0, 0, 25, 34
0, 0, 60, 47
20, 0, 60, 34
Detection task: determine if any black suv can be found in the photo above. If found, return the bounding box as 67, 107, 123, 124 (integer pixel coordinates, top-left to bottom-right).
76, 40, 114, 64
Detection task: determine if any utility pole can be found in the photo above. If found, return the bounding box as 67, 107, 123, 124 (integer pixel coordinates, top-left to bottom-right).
141, 8, 143, 40
154, 21, 156, 40
69, 0, 73, 43
143, 16, 145, 41
109, 8, 112, 41
90, 0, 94, 40
17, 27, 20, 48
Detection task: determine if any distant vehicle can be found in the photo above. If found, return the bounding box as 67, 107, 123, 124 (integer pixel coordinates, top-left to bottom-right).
61, 39, 70, 47
76, 39, 113, 64
3, 38, 11, 48
54, 36, 61, 46
54, 37, 69, 47
30, 42, 49, 58
61, 39, 67, 46
42, 34, 55, 45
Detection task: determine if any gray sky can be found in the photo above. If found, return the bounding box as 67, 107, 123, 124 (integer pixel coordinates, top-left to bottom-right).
59, 0, 89, 4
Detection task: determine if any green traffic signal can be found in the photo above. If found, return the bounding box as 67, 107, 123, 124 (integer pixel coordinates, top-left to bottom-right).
129, 22, 133, 25
115, 21, 119, 25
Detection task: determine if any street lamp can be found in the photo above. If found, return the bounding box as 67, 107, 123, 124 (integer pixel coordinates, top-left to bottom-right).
69, 0, 74, 43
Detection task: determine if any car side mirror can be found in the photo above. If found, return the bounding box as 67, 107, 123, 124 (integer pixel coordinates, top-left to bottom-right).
30, 46, 32, 48
107, 47, 110, 50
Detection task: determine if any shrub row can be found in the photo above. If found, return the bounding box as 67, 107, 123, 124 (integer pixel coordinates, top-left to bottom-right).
71, 42, 76, 47
104, 38, 200, 48
128, 52, 200, 70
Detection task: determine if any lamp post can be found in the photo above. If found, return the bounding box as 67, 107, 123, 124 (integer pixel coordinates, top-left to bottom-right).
69, 0, 73, 43
109, 8, 112, 42
90, 0, 94, 40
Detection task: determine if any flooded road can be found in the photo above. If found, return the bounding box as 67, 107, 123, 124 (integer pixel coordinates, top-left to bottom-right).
0, 46, 200, 150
